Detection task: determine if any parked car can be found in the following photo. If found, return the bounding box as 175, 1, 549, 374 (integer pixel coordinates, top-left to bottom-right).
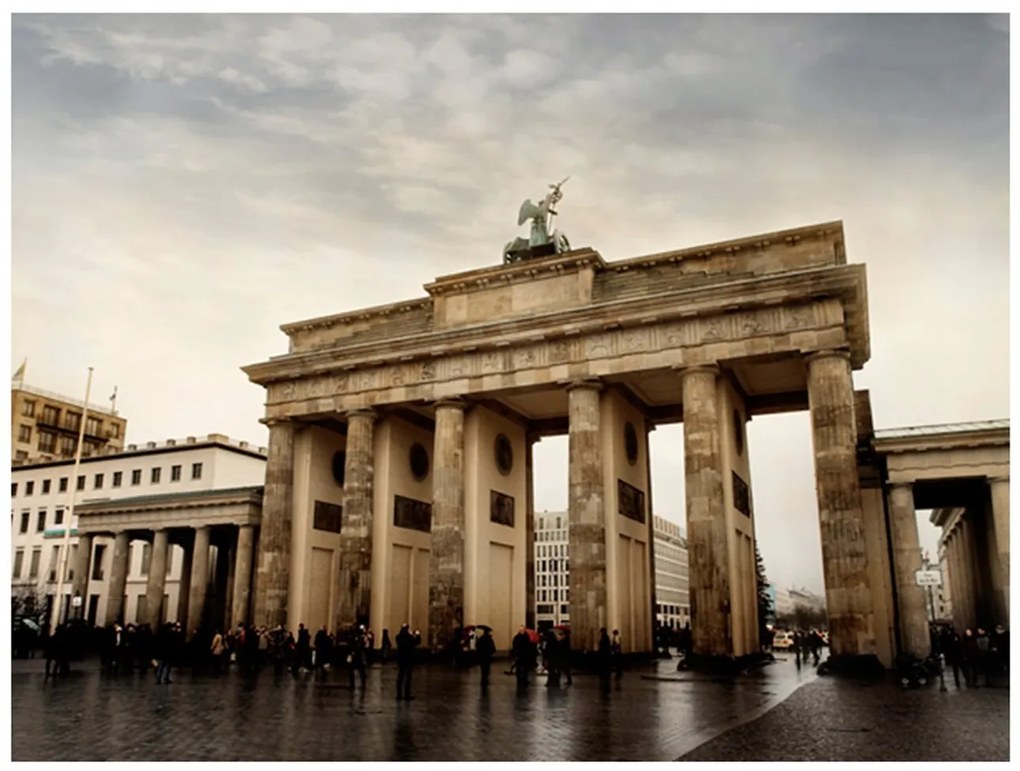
772, 631, 794, 650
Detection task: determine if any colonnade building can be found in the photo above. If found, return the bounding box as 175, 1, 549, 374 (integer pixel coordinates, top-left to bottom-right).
242, 221, 1007, 666
10, 434, 266, 632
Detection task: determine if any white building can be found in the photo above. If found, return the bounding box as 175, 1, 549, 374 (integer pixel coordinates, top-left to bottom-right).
10, 433, 266, 628
534, 510, 569, 629
653, 515, 690, 630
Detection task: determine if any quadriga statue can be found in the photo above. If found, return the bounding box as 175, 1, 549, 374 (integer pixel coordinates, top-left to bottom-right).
503, 178, 572, 264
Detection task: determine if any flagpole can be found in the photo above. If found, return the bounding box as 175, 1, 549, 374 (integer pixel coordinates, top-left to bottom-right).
49, 366, 94, 636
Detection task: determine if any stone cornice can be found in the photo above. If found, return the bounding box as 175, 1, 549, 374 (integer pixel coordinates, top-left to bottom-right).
425, 248, 605, 296
873, 425, 1010, 455
243, 263, 869, 385
280, 299, 432, 335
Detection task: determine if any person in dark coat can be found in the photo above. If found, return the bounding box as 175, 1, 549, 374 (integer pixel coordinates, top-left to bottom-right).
939, 626, 962, 687
597, 627, 612, 690
543, 628, 560, 687
314, 625, 332, 674
991, 624, 1009, 676
511, 626, 536, 688
154, 622, 175, 684
348, 626, 368, 689
558, 629, 573, 685
294, 623, 311, 673
476, 627, 496, 688
380, 629, 392, 664
395, 624, 421, 700
962, 628, 980, 687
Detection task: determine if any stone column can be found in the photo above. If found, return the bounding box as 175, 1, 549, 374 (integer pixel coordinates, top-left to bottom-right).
145, 529, 169, 628
959, 516, 976, 629
177, 541, 192, 627
680, 366, 729, 657
525, 434, 537, 630
948, 530, 966, 632
104, 531, 130, 626
222, 542, 236, 631
887, 483, 929, 658
338, 409, 376, 629
567, 379, 606, 653
232, 525, 256, 629
187, 526, 211, 635
71, 533, 94, 618
805, 350, 876, 659
988, 477, 1009, 624
253, 419, 296, 629
429, 399, 466, 651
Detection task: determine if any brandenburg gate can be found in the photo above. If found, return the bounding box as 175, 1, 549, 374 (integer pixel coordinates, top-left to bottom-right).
244, 212, 888, 667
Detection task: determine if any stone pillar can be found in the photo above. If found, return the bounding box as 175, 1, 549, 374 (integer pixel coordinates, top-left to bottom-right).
104, 531, 130, 626
525, 434, 537, 630
805, 350, 876, 659
337, 409, 376, 629
887, 483, 930, 658
988, 477, 1009, 624
145, 529, 169, 628
177, 542, 192, 628
222, 542, 236, 631
567, 379, 606, 653
680, 366, 729, 657
645, 420, 659, 645
187, 526, 211, 635
253, 419, 296, 629
959, 516, 976, 629
948, 530, 966, 632
232, 525, 256, 629
71, 533, 94, 618
429, 399, 466, 651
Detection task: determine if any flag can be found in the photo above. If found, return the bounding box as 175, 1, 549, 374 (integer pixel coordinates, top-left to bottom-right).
11, 358, 26, 384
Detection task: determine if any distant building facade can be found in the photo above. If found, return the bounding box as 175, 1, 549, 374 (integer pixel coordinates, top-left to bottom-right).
652, 515, 689, 630
534, 510, 570, 629
10, 434, 265, 630
11, 384, 127, 464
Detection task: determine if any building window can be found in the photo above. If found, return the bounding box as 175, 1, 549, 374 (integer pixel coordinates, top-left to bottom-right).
141, 543, 152, 575
131, 470, 141, 486
55, 508, 64, 525
92, 545, 106, 580
41, 405, 59, 425
151, 467, 161, 484
111, 423, 121, 439
18, 425, 31, 443
11, 482, 17, 497
67, 545, 77, 581
42, 479, 50, 494
29, 548, 41, 579
15, 450, 28, 460
94, 473, 104, 490
64, 411, 81, 432
191, 463, 203, 480
19, 510, 29, 534
22, 399, 35, 417
171, 465, 182, 482
86, 417, 101, 436
25, 481, 34, 496
13, 549, 24, 578
48, 546, 60, 582
38, 431, 56, 453
76, 475, 85, 491
36, 510, 46, 532
59, 477, 68, 493
112, 471, 122, 488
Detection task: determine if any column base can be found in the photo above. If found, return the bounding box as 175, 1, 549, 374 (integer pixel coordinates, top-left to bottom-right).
817, 653, 886, 677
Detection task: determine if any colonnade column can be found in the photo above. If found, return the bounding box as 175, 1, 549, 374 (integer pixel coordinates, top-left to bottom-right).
525, 434, 537, 631
680, 365, 729, 657
104, 531, 130, 626
145, 529, 169, 628
948, 530, 966, 632
805, 350, 876, 659
338, 409, 376, 629
988, 477, 1009, 624
567, 379, 606, 653
231, 525, 256, 629
71, 533, 94, 618
187, 526, 211, 635
959, 516, 976, 628
887, 483, 929, 658
253, 419, 296, 629
429, 399, 466, 651
177, 542, 192, 628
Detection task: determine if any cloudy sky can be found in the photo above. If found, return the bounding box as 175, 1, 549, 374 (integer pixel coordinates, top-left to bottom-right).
10, 13, 1009, 594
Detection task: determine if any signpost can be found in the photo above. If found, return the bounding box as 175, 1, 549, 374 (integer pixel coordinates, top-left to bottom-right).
914, 570, 942, 587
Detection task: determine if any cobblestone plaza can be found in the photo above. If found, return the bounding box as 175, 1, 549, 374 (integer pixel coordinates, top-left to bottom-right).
11, 656, 1008, 761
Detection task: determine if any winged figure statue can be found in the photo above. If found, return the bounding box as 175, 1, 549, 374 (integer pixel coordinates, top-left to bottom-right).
503, 178, 571, 263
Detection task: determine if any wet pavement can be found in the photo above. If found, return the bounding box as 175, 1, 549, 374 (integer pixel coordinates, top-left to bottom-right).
10, 653, 1008, 761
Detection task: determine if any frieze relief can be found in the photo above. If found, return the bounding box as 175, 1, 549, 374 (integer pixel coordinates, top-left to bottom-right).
267, 300, 833, 407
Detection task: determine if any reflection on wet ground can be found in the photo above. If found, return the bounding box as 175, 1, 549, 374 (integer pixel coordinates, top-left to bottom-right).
12, 655, 820, 761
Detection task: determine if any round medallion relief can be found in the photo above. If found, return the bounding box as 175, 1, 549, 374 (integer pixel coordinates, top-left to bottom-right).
624, 422, 639, 465
331, 451, 346, 487
733, 409, 745, 457
409, 443, 430, 481
494, 433, 513, 475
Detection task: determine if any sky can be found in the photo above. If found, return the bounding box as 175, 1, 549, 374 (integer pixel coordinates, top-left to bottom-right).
9, 13, 1010, 595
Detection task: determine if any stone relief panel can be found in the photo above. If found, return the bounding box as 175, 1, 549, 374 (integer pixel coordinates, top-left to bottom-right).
393, 495, 432, 533
490, 490, 515, 528
313, 500, 343, 533
618, 479, 646, 524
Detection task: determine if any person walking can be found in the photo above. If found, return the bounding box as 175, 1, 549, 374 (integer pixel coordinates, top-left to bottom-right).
314, 625, 332, 675
395, 624, 421, 700
975, 628, 991, 687
348, 625, 368, 689
962, 628, 980, 687
558, 628, 573, 685
597, 627, 612, 690
611, 629, 624, 678
210, 629, 226, 675
512, 625, 536, 688
543, 628, 561, 687
294, 623, 311, 673
476, 627, 496, 689
380, 629, 392, 664
154, 622, 174, 685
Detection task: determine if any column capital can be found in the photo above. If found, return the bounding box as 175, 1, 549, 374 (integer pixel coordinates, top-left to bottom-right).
988, 475, 1010, 486
888, 481, 915, 493
260, 416, 294, 428
673, 363, 721, 379
345, 408, 377, 422
563, 377, 603, 393
434, 397, 467, 411
804, 348, 852, 366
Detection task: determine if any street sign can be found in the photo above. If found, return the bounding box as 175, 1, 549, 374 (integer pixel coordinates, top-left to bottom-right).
915, 569, 942, 587
71, 596, 83, 608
